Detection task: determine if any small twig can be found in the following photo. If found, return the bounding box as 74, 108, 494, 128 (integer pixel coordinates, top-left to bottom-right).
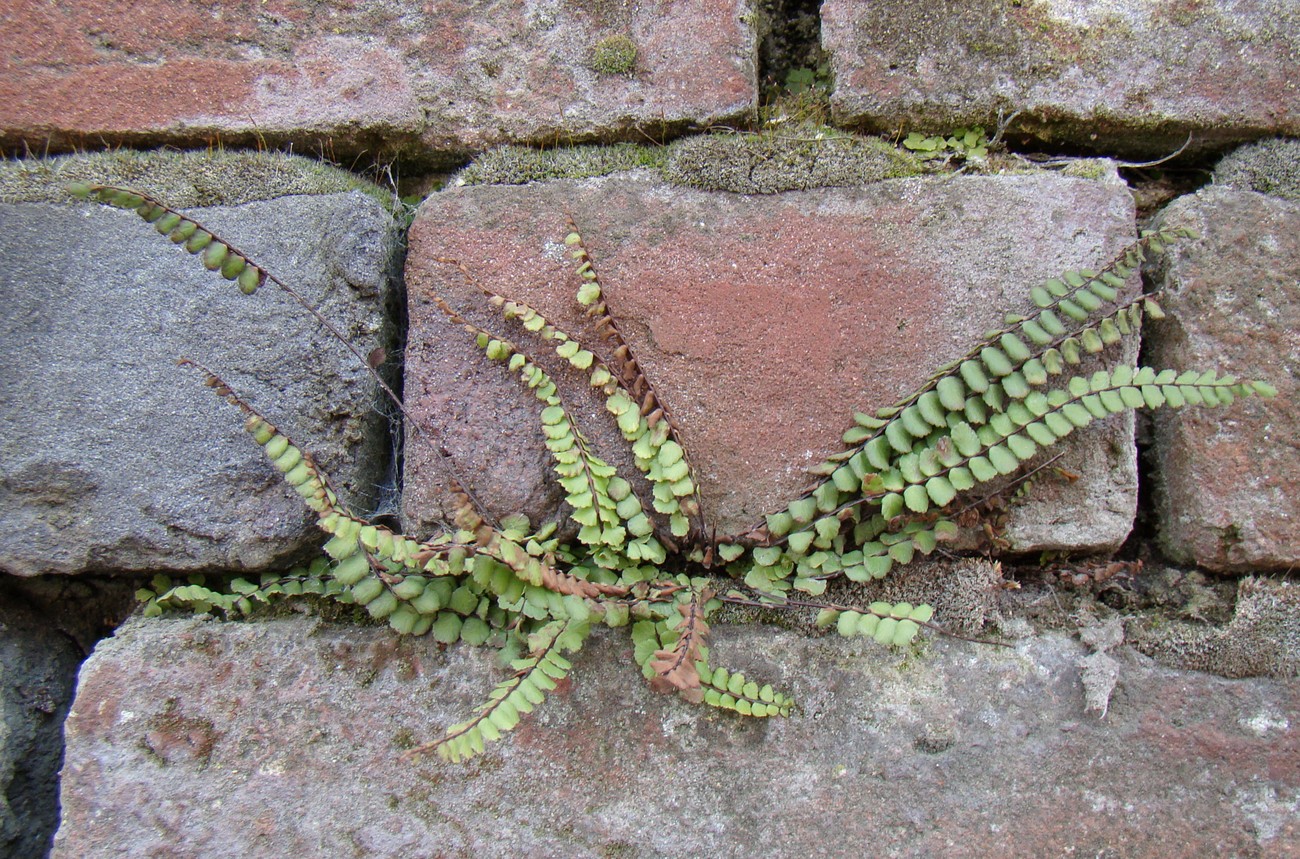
1027, 133, 1194, 170
988, 109, 1024, 149
1111, 133, 1195, 169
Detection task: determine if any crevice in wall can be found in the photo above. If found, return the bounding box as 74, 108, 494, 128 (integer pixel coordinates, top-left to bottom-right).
755, 0, 828, 103
0, 575, 138, 858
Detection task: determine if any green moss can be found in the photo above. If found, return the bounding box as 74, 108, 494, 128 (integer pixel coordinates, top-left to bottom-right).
456, 143, 667, 185
391, 727, 419, 751
1129, 577, 1300, 679
462, 129, 929, 193
1214, 138, 1300, 201
0, 149, 392, 209
661, 125, 929, 194
590, 34, 637, 76
1059, 158, 1116, 181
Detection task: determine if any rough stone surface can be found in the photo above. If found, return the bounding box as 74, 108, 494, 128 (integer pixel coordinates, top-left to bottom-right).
822, 0, 1300, 156
1146, 186, 1300, 571
55, 612, 1300, 858
0, 159, 398, 576
1214, 137, 1300, 201
403, 170, 1140, 551
0, 0, 757, 165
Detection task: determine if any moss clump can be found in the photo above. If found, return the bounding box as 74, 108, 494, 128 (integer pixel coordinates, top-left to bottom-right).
455, 143, 667, 186
1058, 158, 1117, 181
457, 125, 980, 193
591, 34, 638, 76
0, 149, 391, 209
661, 125, 928, 194
1129, 577, 1300, 679
1213, 138, 1300, 201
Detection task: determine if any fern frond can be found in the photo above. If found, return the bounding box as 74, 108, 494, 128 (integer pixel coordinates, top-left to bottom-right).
479, 284, 702, 542
437, 300, 671, 561
70, 183, 269, 293
646, 588, 714, 702
695, 663, 795, 717
751, 228, 1199, 547
439, 230, 709, 542
406, 618, 589, 762
74, 183, 409, 423
824, 601, 934, 647
564, 222, 706, 536
431, 275, 695, 554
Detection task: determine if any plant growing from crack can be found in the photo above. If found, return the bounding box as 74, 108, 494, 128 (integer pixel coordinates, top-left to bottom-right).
904, 127, 990, 162
70, 181, 1276, 762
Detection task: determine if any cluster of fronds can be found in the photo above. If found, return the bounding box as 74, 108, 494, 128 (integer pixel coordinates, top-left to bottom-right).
83, 182, 1274, 762
731, 228, 1274, 599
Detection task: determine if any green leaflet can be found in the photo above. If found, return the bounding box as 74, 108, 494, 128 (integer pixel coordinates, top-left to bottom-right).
697, 663, 795, 717
829, 602, 932, 646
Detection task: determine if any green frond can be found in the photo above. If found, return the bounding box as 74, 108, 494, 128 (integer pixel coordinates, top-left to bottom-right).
695, 662, 794, 717
427, 618, 590, 762
824, 601, 934, 646
766, 228, 1212, 554
76, 183, 267, 292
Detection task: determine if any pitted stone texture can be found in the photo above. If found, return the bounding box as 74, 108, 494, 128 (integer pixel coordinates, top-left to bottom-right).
54, 615, 1300, 858
404, 171, 1139, 550
1146, 187, 1300, 572
822, 0, 1300, 157
0, 0, 756, 164
0, 181, 396, 576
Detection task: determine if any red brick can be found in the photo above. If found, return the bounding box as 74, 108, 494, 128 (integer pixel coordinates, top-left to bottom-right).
0, 0, 756, 163
403, 172, 1140, 548
823, 0, 1300, 156
1148, 186, 1300, 571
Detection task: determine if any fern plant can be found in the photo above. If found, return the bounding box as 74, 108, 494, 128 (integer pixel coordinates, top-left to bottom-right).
70, 181, 1276, 762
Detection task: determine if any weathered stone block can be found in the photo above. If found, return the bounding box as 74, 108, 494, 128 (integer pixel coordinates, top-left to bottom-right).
403, 170, 1140, 552
54, 613, 1300, 857
0, 153, 398, 576
1147, 185, 1300, 571
822, 0, 1300, 156
0, 0, 757, 165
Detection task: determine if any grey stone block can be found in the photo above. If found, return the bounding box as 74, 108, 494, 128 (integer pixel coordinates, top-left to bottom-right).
0, 160, 398, 576
53, 610, 1300, 857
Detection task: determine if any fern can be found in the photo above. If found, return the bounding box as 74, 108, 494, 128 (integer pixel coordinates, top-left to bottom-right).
88, 184, 1275, 762
695, 663, 795, 718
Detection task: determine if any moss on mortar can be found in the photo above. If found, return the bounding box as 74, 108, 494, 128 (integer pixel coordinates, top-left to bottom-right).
662, 124, 928, 193
455, 143, 667, 186
0, 149, 391, 209
456, 125, 933, 193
